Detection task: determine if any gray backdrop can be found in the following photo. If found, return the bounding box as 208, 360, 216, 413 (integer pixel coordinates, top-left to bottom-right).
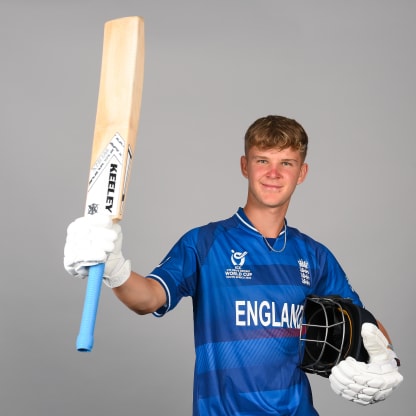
1, 0, 414, 415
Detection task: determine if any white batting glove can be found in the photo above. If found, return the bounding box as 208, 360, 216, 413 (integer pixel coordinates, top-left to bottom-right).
329, 322, 403, 405
63, 215, 131, 288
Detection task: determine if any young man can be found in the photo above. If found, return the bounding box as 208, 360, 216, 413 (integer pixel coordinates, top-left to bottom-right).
64, 115, 402, 415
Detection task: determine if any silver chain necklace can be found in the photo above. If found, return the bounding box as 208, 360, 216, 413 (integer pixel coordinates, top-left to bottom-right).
263, 222, 287, 253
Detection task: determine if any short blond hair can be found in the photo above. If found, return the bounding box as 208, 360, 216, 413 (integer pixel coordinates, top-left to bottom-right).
244, 115, 308, 161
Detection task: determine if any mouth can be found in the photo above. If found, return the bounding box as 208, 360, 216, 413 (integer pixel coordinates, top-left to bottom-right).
262, 183, 282, 192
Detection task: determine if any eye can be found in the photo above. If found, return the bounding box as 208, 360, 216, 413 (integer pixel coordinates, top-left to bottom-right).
282, 160, 298, 167
256, 159, 268, 165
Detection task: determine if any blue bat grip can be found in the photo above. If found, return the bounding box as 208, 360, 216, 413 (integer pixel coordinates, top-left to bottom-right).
76, 262, 105, 352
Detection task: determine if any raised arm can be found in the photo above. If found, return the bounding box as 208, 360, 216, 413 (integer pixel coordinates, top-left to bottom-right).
113, 271, 166, 315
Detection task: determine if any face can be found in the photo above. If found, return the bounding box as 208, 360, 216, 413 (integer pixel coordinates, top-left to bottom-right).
240, 146, 308, 211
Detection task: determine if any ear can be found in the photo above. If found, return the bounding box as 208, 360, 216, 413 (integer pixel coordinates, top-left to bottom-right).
240, 155, 248, 178
297, 163, 308, 185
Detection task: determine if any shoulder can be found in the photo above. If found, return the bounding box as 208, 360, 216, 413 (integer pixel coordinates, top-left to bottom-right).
177, 214, 239, 258
182, 213, 239, 239
199, 214, 239, 236
288, 225, 328, 250
287, 224, 339, 263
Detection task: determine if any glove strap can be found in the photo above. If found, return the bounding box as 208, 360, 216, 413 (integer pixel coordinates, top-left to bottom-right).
387, 343, 401, 367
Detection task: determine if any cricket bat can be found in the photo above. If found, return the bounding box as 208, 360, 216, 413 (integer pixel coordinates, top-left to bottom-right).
76, 16, 145, 352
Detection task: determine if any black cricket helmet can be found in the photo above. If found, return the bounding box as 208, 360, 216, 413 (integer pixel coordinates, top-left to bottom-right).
299, 295, 378, 378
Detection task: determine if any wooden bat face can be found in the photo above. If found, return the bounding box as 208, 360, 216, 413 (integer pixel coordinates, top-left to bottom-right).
85, 16, 145, 221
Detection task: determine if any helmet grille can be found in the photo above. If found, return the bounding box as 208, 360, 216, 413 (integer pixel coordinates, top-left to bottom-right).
300, 297, 353, 377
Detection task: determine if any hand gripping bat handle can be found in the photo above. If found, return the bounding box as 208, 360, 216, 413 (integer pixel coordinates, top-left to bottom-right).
76, 263, 105, 351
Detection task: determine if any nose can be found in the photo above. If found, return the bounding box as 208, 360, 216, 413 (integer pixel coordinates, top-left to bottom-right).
267, 164, 281, 178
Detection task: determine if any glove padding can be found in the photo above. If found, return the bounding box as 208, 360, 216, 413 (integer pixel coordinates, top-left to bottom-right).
63, 215, 131, 288
329, 322, 403, 405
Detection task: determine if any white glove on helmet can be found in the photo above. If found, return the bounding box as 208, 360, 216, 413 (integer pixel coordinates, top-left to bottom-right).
329, 322, 403, 405
63, 215, 131, 288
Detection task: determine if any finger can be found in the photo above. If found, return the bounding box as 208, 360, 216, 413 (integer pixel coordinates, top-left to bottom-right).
331, 365, 354, 386
86, 214, 113, 227
361, 323, 390, 362
374, 388, 392, 401
329, 374, 347, 395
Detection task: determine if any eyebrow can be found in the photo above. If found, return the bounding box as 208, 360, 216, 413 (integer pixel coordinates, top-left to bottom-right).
250, 152, 301, 164
281, 158, 300, 163
252, 155, 300, 163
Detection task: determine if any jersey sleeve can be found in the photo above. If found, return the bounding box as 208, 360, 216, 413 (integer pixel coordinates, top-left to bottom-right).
146, 229, 199, 317
313, 244, 363, 307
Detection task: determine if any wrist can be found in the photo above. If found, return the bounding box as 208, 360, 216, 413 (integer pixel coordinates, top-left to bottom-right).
387, 344, 401, 367
104, 259, 132, 288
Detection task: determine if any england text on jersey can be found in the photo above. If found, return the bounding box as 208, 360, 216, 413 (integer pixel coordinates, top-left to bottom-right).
235, 300, 303, 328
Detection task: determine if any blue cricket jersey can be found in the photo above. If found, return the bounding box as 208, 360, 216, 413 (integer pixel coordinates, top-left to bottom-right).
147, 208, 362, 415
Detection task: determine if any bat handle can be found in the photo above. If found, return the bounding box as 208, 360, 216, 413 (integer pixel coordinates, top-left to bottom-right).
76, 263, 105, 352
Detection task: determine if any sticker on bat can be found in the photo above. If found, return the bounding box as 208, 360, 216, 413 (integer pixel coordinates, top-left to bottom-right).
85, 132, 126, 217
120, 145, 133, 215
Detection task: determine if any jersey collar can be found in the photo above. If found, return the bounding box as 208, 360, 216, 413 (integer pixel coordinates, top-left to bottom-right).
235, 207, 287, 236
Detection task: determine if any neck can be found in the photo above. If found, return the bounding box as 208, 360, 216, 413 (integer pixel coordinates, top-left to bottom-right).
243, 204, 287, 238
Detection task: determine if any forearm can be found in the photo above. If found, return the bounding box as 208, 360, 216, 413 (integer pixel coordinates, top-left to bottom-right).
377, 320, 393, 346
377, 320, 401, 366
112, 271, 167, 315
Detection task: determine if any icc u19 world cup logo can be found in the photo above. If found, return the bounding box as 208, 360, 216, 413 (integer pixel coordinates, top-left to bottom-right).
231, 250, 248, 267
